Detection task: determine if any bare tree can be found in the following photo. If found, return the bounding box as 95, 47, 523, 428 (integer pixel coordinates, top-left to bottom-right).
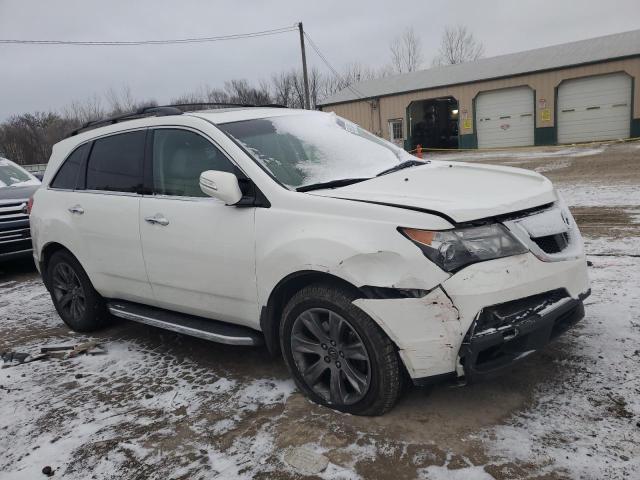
389, 27, 423, 73
272, 71, 295, 106
62, 94, 104, 126
0, 112, 73, 164
432, 25, 485, 66
317, 62, 389, 103
170, 90, 208, 105
105, 85, 157, 114
104, 85, 137, 114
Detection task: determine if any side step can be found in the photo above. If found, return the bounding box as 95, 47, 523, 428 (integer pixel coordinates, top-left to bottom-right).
107, 300, 263, 346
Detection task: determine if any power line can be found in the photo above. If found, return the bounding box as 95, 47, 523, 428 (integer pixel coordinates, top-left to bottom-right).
303, 31, 368, 100
0, 26, 297, 46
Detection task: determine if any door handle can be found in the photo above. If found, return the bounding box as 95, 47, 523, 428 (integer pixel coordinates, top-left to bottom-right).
68, 205, 84, 215
145, 214, 169, 226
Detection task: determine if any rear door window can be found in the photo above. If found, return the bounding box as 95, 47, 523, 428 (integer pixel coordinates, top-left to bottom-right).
86, 131, 145, 193
51, 143, 89, 189
152, 129, 235, 197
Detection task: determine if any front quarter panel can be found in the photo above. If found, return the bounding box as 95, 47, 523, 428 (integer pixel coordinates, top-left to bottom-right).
255, 195, 452, 307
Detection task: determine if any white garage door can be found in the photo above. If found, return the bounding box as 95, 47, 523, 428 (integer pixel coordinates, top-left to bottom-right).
476, 87, 534, 148
557, 73, 631, 144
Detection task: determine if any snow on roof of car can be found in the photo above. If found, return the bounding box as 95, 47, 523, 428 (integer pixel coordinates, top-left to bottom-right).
318, 28, 640, 106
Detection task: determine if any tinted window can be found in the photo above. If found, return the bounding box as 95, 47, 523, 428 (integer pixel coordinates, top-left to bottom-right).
86, 131, 145, 192
152, 129, 235, 197
51, 143, 88, 189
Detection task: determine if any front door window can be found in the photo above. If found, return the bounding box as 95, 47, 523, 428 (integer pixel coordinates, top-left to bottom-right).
152, 129, 235, 197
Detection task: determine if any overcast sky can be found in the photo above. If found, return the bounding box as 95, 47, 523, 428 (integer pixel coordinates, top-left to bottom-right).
1, 0, 639, 121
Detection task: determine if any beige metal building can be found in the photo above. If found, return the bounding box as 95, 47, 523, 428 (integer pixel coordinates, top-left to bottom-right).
318, 29, 640, 150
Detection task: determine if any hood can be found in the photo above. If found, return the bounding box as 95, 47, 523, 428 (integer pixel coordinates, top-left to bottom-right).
308, 161, 557, 223
0, 183, 40, 202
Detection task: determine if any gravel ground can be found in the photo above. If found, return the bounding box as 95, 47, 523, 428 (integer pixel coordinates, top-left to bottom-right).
1, 142, 639, 479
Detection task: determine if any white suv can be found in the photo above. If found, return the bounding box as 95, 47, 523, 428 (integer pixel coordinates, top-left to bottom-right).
30, 106, 590, 415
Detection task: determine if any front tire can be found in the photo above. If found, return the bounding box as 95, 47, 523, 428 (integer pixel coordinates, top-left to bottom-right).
280, 283, 402, 416
47, 250, 111, 332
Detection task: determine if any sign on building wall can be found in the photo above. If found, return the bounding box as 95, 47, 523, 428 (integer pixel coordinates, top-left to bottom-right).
462, 118, 472, 130
540, 108, 551, 122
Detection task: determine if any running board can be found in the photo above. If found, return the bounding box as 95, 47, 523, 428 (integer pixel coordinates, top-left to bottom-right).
107, 300, 263, 346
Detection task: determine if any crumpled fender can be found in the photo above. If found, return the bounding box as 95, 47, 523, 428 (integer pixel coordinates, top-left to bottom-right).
353, 287, 462, 378
257, 237, 450, 308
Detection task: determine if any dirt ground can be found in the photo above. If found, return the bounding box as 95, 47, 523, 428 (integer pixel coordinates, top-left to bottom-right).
1, 142, 639, 480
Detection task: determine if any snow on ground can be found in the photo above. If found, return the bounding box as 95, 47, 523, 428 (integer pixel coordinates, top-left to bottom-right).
429, 146, 606, 163
483, 249, 640, 479
583, 236, 640, 255
558, 183, 640, 208
0, 279, 294, 479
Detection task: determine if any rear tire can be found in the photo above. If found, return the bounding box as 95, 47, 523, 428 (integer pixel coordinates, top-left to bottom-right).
280, 283, 402, 416
46, 250, 111, 332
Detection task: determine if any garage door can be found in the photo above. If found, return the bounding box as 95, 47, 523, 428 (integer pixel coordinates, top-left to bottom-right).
476, 87, 534, 148
557, 73, 631, 144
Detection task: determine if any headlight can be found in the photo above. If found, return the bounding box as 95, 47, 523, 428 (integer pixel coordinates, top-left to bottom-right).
399, 224, 528, 272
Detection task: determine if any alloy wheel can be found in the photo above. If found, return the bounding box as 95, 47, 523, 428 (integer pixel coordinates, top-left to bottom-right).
290, 308, 371, 405
52, 262, 86, 323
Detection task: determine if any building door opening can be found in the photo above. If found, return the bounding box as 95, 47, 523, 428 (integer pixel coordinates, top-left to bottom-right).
407, 97, 459, 150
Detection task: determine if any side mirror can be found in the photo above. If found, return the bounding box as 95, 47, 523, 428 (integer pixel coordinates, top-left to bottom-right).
199, 170, 243, 205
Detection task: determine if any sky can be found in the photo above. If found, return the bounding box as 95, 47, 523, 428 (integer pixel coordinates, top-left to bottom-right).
1, 0, 639, 121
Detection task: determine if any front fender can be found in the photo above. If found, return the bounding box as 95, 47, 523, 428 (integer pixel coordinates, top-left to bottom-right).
255, 208, 450, 307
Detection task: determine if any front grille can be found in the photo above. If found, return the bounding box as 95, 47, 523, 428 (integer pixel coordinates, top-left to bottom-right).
531, 232, 570, 254
0, 227, 30, 243
0, 200, 29, 225
0, 199, 31, 255
0, 239, 31, 255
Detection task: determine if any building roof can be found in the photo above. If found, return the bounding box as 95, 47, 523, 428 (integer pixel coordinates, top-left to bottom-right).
318, 29, 640, 106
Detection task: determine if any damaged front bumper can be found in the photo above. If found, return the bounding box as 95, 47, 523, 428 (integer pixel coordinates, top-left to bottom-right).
353, 252, 591, 385
456, 288, 590, 382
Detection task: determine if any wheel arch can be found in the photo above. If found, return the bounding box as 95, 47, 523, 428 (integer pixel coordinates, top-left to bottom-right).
40, 242, 77, 289
259, 270, 363, 356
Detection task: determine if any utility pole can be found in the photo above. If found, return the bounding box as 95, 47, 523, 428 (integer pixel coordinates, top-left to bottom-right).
298, 22, 311, 109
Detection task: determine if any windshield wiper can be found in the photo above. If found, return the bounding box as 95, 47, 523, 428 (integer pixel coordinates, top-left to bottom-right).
376, 159, 427, 177
296, 177, 370, 192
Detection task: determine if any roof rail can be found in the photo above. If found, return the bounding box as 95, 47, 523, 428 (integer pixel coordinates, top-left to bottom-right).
65, 102, 288, 138
169, 102, 288, 110
67, 105, 183, 137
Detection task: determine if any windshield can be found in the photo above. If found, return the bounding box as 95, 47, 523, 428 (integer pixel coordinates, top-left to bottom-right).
0, 158, 39, 188
218, 111, 417, 189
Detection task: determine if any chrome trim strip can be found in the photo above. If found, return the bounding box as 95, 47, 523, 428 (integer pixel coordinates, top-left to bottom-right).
0, 202, 27, 213
76, 190, 142, 197
108, 305, 258, 346
0, 198, 29, 205
0, 237, 31, 244
0, 248, 32, 257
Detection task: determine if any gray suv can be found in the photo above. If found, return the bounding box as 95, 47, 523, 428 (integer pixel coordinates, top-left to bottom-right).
0, 158, 40, 261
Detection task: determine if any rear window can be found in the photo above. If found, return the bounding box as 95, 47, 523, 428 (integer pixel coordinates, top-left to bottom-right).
51, 143, 88, 190
86, 131, 145, 193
